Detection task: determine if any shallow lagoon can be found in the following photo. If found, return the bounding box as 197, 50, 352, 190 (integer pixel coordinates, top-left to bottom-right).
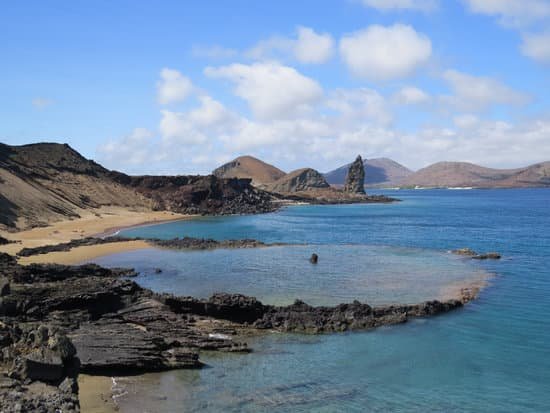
96, 244, 488, 306
95, 189, 550, 412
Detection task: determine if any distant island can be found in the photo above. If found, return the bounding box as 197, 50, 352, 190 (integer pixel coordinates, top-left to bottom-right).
215, 154, 550, 189
323, 158, 550, 189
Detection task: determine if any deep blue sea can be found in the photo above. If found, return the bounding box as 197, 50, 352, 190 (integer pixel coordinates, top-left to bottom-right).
95, 189, 550, 412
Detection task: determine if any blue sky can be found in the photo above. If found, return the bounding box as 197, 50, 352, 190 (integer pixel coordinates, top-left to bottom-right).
1, 0, 549, 174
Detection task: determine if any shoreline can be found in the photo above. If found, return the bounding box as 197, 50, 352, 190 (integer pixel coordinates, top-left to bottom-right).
91, 214, 198, 238
0, 207, 195, 265
78, 375, 118, 413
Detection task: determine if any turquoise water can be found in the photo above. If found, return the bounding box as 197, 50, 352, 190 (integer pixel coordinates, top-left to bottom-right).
96, 245, 489, 306
98, 189, 549, 412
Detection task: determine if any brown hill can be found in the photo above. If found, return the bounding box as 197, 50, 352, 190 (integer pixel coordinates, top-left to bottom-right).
324, 157, 413, 187
266, 168, 330, 193
0, 143, 152, 229
0, 143, 275, 230
402, 161, 550, 188
213, 156, 286, 186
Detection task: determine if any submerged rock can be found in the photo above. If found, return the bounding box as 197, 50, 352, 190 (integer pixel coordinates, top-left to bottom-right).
472, 252, 501, 260
344, 155, 366, 194
451, 248, 477, 256
451, 248, 501, 260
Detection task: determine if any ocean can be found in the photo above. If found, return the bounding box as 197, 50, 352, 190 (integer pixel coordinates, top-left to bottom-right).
94, 188, 550, 412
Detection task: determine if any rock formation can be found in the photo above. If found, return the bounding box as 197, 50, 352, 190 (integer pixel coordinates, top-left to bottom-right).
14, 236, 282, 258
110, 174, 275, 216
267, 168, 330, 193
344, 156, 366, 194
324, 157, 413, 187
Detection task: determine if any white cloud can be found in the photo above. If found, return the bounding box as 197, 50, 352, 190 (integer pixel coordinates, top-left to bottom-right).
204, 62, 323, 120
326, 88, 392, 126
462, 0, 550, 27
441, 69, 529, 111
393, 86, 430, 104
32, 97, 54, 109
453, 114, 480, 129
247, 26, 334, 64
157, 68, 194, 105
521, 32, 550, 63
361, 0, 438, 12
97, 128, 156, 167
159, 110, 208, 144
339, 24, 432, 80
293, 27, 335, 63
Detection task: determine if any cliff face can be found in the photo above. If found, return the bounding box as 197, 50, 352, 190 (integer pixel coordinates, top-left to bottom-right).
111, 174, 275, 215
344, 156, 366, 194
266, 168, 330, 193
0, 143, 152, 229
0, 143, 276, 230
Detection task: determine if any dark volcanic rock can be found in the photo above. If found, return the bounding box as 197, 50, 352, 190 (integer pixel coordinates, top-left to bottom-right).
451, 248, 501, 260
0, 256, 248, 376
150, 237, 276, 250
267, 168, 330, 193
472, 252, 501, 260
344, 155, 366, 194
254, 299, 464, 333
0, 277, 10, 296
159, 293, 267, 324
0, 323, 80, 412
310, 253, 318, 264
16, 236, 135, 257
0, 236, 13, 245
111, 173, 276, 215
16, 236, 279, 258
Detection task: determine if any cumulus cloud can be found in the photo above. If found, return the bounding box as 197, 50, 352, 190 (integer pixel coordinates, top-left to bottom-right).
204, 62, 323, 120
326, 88, 392, 126
32, 97, 54, 109
453, 114, 480, 129
97, 128, 156, 168
98, 94, 550, 174
441, 69, 529, 111
293, 27, 335, 63
157, 68, 194, 104
339, 24, 432, 80
521, 32, 550, 63
462, 0, 550, 28
247, 26, 334, 64
393, 86, 430, 104
361, 0, 438, 12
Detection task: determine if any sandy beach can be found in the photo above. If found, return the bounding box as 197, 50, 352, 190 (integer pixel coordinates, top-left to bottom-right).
78, 375, 118, 413
0, 206, 193, 264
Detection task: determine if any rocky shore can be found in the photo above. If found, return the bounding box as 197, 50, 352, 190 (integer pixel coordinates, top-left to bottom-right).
0, 251, 476, 411
15, 236, 283, 257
